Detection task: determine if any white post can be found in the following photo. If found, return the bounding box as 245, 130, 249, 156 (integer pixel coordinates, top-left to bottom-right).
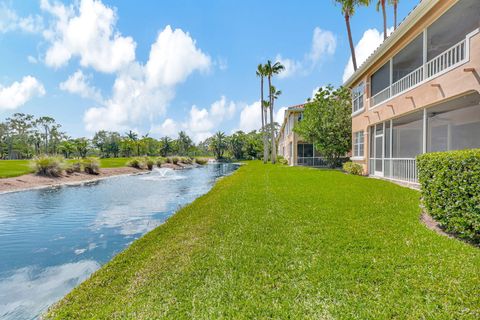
423, 29, 428, 79
389, 59, 393, 98
422, 108, 427, 153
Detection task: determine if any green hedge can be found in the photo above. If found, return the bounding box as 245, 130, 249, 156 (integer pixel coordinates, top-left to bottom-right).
417, 149, 480, 244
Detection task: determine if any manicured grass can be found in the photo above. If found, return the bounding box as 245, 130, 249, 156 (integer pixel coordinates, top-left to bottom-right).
46, 162, 479, 319
0, 157, 134, 178
0, 160, 33, 178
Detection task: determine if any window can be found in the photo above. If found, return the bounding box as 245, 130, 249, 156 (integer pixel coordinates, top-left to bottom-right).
297, 112, 304, 122
427, 0, 480, 61
392, 110, 423, 158
352, 82, 365, 113
353, 131, 364, 158
371, 61, 390, 96
392, 34, 423, 83
427, 92, 480, 152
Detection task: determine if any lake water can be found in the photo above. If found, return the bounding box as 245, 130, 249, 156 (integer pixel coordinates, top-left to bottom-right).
0, 163, 238, 320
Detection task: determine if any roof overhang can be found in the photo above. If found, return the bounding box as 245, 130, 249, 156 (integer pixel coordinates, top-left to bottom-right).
343, 0, 440, 88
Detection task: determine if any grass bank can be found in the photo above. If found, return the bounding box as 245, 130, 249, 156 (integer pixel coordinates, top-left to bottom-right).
46, 162, 479, 319
0, 158, 133, 178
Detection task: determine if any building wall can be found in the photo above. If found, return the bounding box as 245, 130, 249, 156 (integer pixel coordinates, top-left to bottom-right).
277, 111, 302, 165
350, 2, 480, 173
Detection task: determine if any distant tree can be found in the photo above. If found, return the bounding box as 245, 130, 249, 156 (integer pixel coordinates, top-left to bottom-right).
93, 130, 109, 157
389, 0, 399, 30
256, 64, 269, 163
335, 0, 371, 71
73, 138, 89, 158
58, 140, 76, 158
125, 130, 140, 156
35, 116, 56, 154
209, 131, 228, 159
229, 131, 247, 159
294, 85, 352, 168
377, 0, 387, 40
176, 131, 193, 156
159, 136, 173, 157
244, 130, 263, 159
264, 60, 284, 164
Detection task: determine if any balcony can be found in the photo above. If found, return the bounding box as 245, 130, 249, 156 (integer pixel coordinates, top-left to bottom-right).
370, 37, 470, 108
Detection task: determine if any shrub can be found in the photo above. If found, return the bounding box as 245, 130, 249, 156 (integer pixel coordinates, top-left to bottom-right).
171, 156, 179, 165
145, 158, 154, 170
156, 157, 167, 167
277, 155, 288, 165
66, 162, 82, 174
342, 161, 363, 176
417, 149, 480, 244
31, 155, 65, 177
195, 158, 208, 165
83, 157, 100, 175
179, 157, 193, 164
127, 157, 145, 169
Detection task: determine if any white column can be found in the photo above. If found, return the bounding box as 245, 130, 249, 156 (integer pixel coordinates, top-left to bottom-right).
422, 108, 427, 153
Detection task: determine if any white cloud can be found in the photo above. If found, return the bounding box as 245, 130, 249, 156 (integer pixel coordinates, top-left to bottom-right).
150, 118, 179, 137
181, 96, 236, 143
0, 76, 45, 111
0, 260, 99, 319
27, 55, 38, 64
342, 27, 393, 83
275, 107, 287, 125
59, 70, 102, 101
83, 24, 211, 132
0, 3, 43, 34
145, 25, 211, 87
277, 27, 336, 79
238, 101, 262, 132
41, 0, 136, 73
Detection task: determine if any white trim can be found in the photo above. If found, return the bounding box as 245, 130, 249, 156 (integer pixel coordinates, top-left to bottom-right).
351, 108, 365, 117
344, 0, 440, 87
351, 156, 365, 161
368, 30, 478, 110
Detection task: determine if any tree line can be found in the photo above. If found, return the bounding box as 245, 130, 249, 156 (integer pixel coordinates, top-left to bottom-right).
0, 113, 266, 161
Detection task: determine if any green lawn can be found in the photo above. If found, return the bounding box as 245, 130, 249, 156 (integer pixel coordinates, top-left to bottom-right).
0, 157, 133, 178
0, 160, 33, 178
46, 162, 479, 319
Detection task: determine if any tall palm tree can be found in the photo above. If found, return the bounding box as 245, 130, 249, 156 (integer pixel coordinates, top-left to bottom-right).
335, 0, 370, 71
264, 60, 284, 164
377, 0, 387, 40
389, 0, 399, 30
256, 64, 269, 163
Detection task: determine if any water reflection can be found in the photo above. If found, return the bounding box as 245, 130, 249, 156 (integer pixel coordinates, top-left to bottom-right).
0, 163, 238, 319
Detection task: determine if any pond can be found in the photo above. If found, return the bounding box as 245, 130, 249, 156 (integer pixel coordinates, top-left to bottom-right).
0, 163, 238, 320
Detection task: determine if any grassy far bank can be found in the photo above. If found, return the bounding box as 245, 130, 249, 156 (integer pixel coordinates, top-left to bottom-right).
46, 162, 479, 319
0, 158, 134, 178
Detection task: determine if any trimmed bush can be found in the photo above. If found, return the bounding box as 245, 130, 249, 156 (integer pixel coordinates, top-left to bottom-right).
342, 161, 363, 176
83, 157, 100, 175
66, 162, 82, 174
417, 149, 480, 244
171, 157, 179, 165
127, 157, 145, 169
179, 157, 193, 164
145, 158, 154, 170
195, 158, 208, 165
156, 157, 167, 167
277, 155, 288, 165
31, 155, 65, 177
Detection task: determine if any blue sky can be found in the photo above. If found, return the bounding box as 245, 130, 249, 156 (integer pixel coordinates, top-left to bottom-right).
0, 0, 418, 141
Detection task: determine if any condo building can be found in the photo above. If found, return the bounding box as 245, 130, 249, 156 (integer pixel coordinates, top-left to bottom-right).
344, 0, 480, 184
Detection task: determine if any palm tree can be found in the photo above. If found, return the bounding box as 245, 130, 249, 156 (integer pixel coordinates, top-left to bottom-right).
264, 60, 284, 164
159, 136, 173, 157
256, 64, 269, 163
335, 0, 370, 71
389, 0, 399, 30
377, 0, 387, 40
209, 131, 228, 160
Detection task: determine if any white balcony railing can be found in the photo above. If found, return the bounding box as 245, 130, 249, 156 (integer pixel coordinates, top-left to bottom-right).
370, 87, 391, 108
369, 37, 470, 108
370, 158, 418, 183
392, 65, 424, 96
427, 39, 466, 78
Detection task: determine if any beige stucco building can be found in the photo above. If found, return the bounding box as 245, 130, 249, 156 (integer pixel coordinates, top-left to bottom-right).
344, 0, 480, 184
277, 104, 328, 166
